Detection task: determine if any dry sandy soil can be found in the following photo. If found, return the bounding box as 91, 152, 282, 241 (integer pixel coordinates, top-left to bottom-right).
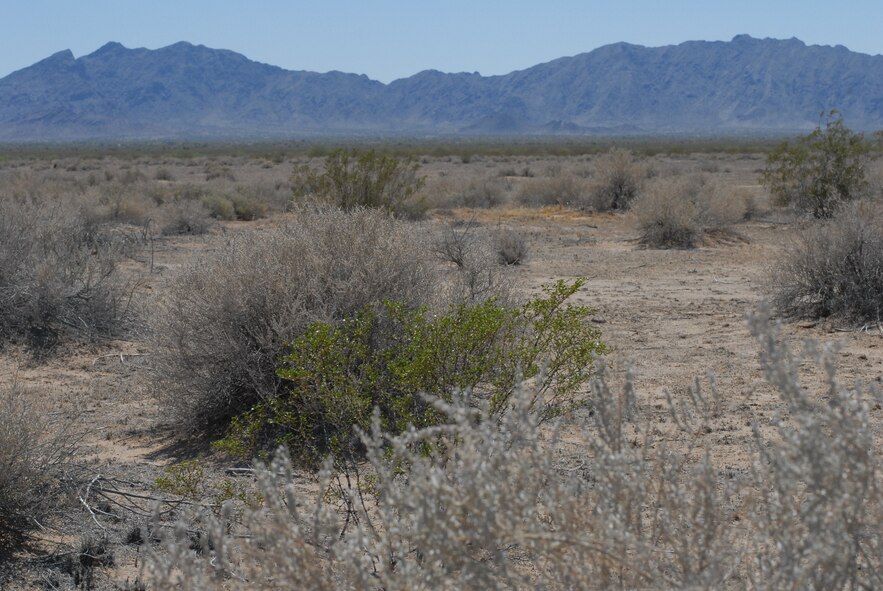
3, 151, 883, 588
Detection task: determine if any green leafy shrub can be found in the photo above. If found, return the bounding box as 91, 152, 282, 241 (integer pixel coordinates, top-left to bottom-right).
762, 110, 870, 218
291, 149, 425, 214
216, 279, 605, 468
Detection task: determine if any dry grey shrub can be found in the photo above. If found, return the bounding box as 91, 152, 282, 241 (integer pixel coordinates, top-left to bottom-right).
0, 189, 132, 351
96, 183, 155, 226
589, 148, 644, 211
0, 381, 79, 548
632, 175, 745, 248
515, 174, 588, 208
158, 199, 214, 236
150, 206, 453, 435
493, 227, 529, 265
771, 200, 883, 323
447, 178, 509, 209
432, 220, 513, 302
146, 309, 881, 589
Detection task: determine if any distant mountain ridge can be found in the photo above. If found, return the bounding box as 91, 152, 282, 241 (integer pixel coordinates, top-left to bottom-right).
1, 35, 882, 141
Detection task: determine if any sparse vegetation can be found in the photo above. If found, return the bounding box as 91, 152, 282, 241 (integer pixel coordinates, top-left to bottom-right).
632, 175, 744, 248
516, 174, 587, 207
149, 206, 444, 436
0, 382, 78, 548
5, 146, 883, 589
772, 199, 883, 322
590, 148, 644, 210
762, 111, 871, 218
493, 227, 529, 265
291, 149, 425, 215
147, 310, 883, 589
0, 182, 132, 352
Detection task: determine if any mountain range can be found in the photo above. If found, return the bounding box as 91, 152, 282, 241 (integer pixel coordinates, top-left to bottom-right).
1, 35, 882, 141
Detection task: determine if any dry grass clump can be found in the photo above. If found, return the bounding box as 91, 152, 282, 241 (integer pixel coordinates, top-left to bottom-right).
632, 175, 745, 248
0, 382, 79, 549
149, 206, 446, 436
146, 311, 882, 589
772, 200, 883, 322
0, 187, 132, 352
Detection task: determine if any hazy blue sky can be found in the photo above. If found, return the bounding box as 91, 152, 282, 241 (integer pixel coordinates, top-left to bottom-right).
2, 1, 881, 82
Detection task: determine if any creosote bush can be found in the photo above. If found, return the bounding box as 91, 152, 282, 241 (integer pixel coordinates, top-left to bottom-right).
291, 149, 425, 215
632, 175, 745, 248
150, 207, 452, 436
215, 279, 605, 468
772, 200, 883, 322
762, 111, 870, 218
147, 310, 883, 589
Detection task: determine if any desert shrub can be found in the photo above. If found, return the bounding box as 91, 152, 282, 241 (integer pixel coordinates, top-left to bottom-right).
229, 191, 269, 221
432, 221, 513, 303
154, 168, 174, 181
241, 181, 294, 213
762, 111, 870, 218
632, 175, 745, 248
771, 200, 883, 322
147, 310, 882, 589
97, 184, 154, 225
118, 168, 147, 186
159, 199, 213, 236
204, 163, 236, 181
590, 148, 644, 210
0, 382, 78, 548
291, 149, 425, 215
0, 192, 131, 351
515, 174, 587, 207
149, 207, 445, 436
448, 178, 508, 208
59, 535, 115, 589
216, 280, 604, 467
201, 194, 236, 220
493, 227, 529, 265
433, 220, 483, 268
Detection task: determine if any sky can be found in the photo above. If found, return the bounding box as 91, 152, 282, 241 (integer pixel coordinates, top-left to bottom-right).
1, 0, 882, 83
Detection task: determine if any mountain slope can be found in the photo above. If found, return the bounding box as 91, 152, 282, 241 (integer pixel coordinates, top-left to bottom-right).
1, 36, 882, 140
